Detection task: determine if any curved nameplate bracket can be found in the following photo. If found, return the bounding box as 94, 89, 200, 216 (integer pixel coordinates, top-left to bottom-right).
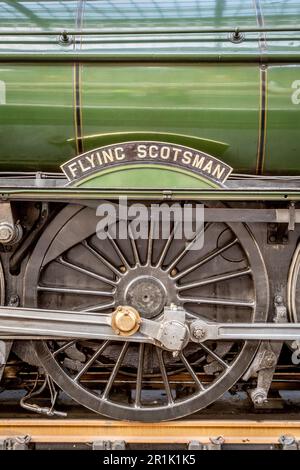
71, 132, 229, 158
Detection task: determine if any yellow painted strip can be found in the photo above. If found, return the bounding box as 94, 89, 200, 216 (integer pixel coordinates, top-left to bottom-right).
0, 419, 299, 444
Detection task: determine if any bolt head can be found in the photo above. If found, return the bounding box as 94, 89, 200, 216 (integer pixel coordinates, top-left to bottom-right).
279, 435, 296, 446
252, 389, 267, 405
254, 395, 265, 405
266, 359, 273, 367
169, 303, 178, 310
193, 326, 206, 340
0, 224, 13, 242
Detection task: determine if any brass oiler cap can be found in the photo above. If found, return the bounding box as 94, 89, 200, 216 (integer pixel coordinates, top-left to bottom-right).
111, 306, 141, 336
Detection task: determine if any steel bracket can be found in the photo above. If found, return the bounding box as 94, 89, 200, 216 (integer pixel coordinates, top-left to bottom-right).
0, 340, 12, 382
0, 435, 31, 450
0, 201, 22, 245
288, 202, 296, 231
188, 437, 224, 450
267, 223, 289, 245
243, 297, 286, 405
279, 435, 300, 450
92, 440, 126, 450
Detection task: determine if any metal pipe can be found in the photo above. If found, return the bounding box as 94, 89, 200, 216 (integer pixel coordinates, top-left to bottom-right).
2, 36, 299, 45
0, 26, 300, 35
1, 189, 300, 202
0, 53, 300, 63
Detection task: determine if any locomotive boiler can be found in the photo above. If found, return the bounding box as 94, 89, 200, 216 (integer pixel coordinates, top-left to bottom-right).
0, 0, 299, 422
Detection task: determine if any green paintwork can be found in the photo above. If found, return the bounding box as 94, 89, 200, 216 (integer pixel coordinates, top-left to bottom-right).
265, 65, 300, 174
0, 62, 260, 173
0, 1, 299, 182
81, 64, 260, 174
73, 165, 218, 189
0, 64, 75, 170
74, 132, 229, 157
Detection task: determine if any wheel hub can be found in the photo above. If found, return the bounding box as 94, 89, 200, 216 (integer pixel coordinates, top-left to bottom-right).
125, 276, 167, 318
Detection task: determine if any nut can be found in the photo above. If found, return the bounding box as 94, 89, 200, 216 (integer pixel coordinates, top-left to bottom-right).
275, 295, 283, 305
193, 326, 206, 340
0, 223, 14, 243
279, 435, 296, 446
263, 351, 276, 368
251, 388, 267, 405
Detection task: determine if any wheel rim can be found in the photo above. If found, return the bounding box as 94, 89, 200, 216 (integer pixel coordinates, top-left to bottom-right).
288, 242, 300, 322
24, 203, 269, 421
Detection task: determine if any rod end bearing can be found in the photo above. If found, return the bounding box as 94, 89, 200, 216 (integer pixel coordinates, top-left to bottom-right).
111, 306, 141, 336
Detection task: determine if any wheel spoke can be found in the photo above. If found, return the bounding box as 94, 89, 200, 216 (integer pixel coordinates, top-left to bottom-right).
200, 343, 230, 370
166, 223, 211, 273
53, 340, 76, 357
146, 217, 155, 266
180, 296, 255, 308
102, 342, 130, 400
177, 267, 251, 291
107, 231, 131, 270
81, 301, 116, 313
56, 256, 117, 287
135, 343, 145, 408
82, 240, 123, 277
155, 222, 179, 268
74, 341, 110, 381
156, 347, 173, 404
37, 285, 115, 296
173, 238, 238, 281
128, 225, 141, 265
179, 352, 205, 390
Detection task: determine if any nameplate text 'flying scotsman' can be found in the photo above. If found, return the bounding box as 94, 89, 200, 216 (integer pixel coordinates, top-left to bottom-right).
61, 141, 233, 185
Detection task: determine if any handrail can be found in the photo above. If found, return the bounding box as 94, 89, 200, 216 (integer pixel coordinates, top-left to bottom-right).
0, 52, 299, 62
0, 25, 299, 36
